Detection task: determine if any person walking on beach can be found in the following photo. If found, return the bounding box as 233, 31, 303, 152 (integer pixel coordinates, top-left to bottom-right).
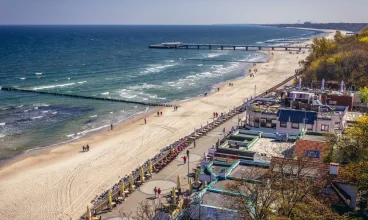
183, 155, 187, 164
144, 118, 147, 124
111, 124, 113, 130
160, 111, 162, 116
217, 87, 220, 92
157, 112, 160, 116
82, 146, 85, 152
157, 188, 161, 198
86, 144, 90, 151
193, 140, 196, 148
154, 187, 157, 198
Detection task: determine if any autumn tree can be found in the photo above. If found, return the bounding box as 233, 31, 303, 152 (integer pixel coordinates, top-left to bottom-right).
334, 30, 345, 43
358, 86, 368, 107
225, 157, 344, 220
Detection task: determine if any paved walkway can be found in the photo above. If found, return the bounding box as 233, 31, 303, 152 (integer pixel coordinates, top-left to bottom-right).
101, 114, 243, 219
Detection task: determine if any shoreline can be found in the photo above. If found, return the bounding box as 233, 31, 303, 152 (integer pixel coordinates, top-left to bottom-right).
0, 55, 267, 169
0, 29, 336, 220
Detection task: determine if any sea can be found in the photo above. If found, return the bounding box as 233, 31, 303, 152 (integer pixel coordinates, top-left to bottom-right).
0, 25, 322, 160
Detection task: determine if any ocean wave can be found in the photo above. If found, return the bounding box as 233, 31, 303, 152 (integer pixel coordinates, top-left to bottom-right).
20, 77, 26, 80
90, 115, 97, 118
0, 122, 5, 126
35, 72, 42, 75
31, 116, 43, 120
32, 82, 76, 90
0, 134, 5, 138
197, 64, 203, 66
118, 88, 166, 101
77, 81, 87, 84
207, 53, 224, 58
140, 63, 176, 75
127, 83, 162, 90
101, 92, 109, 95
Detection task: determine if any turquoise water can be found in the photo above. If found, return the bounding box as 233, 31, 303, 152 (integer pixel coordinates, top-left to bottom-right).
0, 25, 321, 159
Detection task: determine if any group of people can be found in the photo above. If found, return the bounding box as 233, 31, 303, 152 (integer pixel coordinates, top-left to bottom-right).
213, 112, 225, 118
249, 68, 258, 77
153, 186, 162, 198
82, 144, 90, 152
173, 105, 179, 111
157, 111, 163, 116
228, 82, 234, 87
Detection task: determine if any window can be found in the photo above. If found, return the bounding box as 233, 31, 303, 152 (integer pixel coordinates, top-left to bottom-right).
304, 150, 321, 158
291, 123, 299, 129
321, 124, 329, 131
306, 124, 313, 131
280, 121, 287, 128
328, 100, 337, 105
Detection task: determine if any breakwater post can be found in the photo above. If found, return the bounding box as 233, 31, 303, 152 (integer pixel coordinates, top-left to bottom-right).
0, 87, 173, 107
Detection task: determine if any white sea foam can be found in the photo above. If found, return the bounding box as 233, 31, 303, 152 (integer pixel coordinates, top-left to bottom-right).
35, 72, 42, 75
0, 134, 5, 138
33, 82, 76, 90
0, 122, 5, 126
31, 116, 43, 120
207, 53, 224, 58
20, 77, 26, 80
197, 64, 203, 67
42, 111, 49, 113
127, 83, 162, 90
77, 81, 87, 84
140, 64, 176, 75
52, 111, 57, 115
101, 92, 109, 95
90, 115, 97, 118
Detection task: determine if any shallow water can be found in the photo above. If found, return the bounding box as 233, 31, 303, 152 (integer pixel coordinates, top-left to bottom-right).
0, 25, 321, 159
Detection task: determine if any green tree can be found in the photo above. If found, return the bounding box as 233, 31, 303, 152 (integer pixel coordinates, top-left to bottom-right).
358, 87, 368, 107
334, 30, 345, 42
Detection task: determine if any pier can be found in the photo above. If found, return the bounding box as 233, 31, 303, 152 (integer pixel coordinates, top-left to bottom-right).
0, 87, 173, 107
149, 42, 311, 51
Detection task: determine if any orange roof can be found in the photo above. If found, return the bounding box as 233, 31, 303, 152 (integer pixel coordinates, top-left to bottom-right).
293, 139, 327, 159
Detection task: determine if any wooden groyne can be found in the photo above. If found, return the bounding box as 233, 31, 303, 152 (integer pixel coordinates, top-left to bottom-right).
0, 87, 173, 107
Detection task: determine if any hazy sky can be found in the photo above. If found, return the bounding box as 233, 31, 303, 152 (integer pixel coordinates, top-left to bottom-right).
1, 0, 368, 25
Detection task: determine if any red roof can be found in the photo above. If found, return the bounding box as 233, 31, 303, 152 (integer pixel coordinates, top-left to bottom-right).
293, 139, 327, 160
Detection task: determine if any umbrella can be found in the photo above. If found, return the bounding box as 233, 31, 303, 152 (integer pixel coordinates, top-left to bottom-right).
321, 79, 325, 90
340, 80, 344, 93
108, 190, 113, 209
140, 166, 145, 183
148, 159, 153, 174
87, 206, 92, 220
120, 182, 125, 197
189, 178, 193, 194
177, 175, 181, 189
172, 187, 177, 204
129, 174, 135, 191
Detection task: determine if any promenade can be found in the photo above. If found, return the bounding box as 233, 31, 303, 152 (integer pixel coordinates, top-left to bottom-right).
102, 114, 241, 219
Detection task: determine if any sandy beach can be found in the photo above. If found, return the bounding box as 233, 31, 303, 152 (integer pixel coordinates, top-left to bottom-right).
0, 30, 336, 220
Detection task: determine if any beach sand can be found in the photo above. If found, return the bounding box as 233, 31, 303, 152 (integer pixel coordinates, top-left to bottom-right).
0, 30, 335, 220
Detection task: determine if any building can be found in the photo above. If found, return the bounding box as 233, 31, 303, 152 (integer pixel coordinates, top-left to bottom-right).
292, 139, 328, 160
245, 89, 348, 135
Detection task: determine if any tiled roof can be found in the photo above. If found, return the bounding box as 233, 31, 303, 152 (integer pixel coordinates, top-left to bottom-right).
293, 139, 327, 159
269, 157, 329, 178
277, 109, 317, 124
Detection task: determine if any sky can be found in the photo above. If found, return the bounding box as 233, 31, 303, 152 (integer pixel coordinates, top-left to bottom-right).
1, 0, 368, 25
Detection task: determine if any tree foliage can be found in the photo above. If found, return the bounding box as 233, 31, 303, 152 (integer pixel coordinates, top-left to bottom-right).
224, 158, 344, 220
302, 30, 368, 88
